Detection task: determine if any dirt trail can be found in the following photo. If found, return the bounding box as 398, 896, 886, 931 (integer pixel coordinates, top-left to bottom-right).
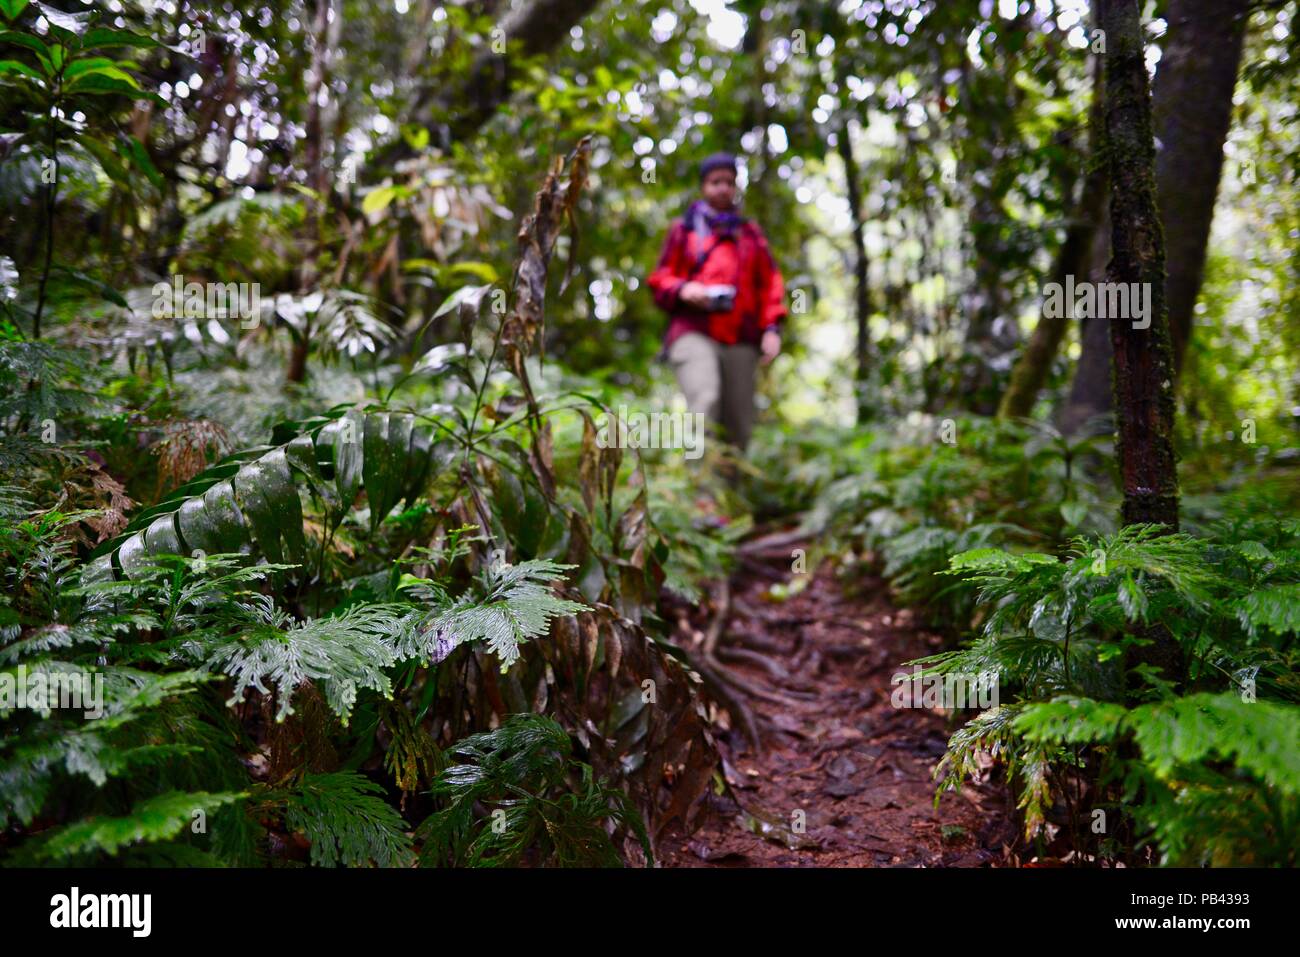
659, 544, 1013, 867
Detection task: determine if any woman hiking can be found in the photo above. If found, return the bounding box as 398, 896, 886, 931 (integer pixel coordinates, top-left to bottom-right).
648, 152, 786, 458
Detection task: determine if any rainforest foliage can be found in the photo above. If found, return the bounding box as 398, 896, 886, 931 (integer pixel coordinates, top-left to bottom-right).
1, 0, 1297, 868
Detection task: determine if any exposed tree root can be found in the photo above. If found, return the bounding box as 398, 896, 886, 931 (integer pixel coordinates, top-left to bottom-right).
717, 645, 790, 681
734, 524, 814, 557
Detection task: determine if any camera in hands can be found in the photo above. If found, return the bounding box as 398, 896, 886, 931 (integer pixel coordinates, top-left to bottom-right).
702, 284, 736, 312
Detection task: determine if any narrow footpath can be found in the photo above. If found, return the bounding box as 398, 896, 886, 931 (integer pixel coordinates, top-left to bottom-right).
659, 536, 1014, 867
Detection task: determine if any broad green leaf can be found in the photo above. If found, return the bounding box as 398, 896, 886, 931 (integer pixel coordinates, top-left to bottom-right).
0, 57, 39, 79
362, 184, 399, 215
76, 131, 129, 183
432, 283, 490, 320
67, 67, 140, 91
446, 261, 499, 283
1059, 500, 1087, 527
400, 124, 429, 150
115, 530, 151, 579
78, 27, 160, 51
49, 265, 129, 307
66, 72, 164, 105
143, 513, 183, 557
121, 134, 162, 189
33, 1, 89, 37
0, 1, 32, 24
324, 411, 364, 513
63, 56, 125, 80
232, 447, 306, 566
177, 479, 248, 556
363, 411, 413, 532
0, 30, 52, 70
85, 411, 442, 578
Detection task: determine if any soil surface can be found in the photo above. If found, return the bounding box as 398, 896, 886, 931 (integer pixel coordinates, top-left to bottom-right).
658, 544, 1015, 867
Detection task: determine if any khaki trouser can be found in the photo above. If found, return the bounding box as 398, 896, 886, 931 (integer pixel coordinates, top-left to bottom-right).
667, 332, 760, 453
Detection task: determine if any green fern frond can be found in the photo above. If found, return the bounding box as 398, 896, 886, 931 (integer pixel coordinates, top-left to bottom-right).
1237, 583, 1300, 638
936, 703, 1024, 798
2, 729, 202, 827
1016, 692, 1300, 793
1013, 695, 1129, 745
381, 700, 444, 796
27, 791, 246, 862
401, 559, 587, 669
194, 602, 415, 724
1127, 694, 1300, 792
417, 714, 650, 868
1069, 524, 1222, 612
279, 771, 414, 868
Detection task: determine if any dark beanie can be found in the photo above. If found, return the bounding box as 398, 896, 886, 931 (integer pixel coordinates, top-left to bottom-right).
699, 152, 738, 180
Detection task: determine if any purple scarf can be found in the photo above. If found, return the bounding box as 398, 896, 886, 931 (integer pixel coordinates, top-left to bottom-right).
685, 199, 744, 242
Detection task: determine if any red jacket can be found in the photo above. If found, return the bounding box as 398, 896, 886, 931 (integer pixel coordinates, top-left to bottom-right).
648, 216, 786, 348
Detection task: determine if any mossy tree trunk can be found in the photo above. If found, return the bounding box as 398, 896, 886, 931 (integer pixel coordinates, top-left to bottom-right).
1100, 0, 1186, 706
1099, 0, 1180, 532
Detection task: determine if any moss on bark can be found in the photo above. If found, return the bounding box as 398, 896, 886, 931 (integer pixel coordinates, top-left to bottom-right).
1099, 0, 1180, 533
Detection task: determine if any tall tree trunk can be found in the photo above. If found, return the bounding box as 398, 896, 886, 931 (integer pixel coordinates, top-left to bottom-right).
960, 189, 1013, 414
1057, 226, 1112, 434
1099, 0, 1179, 531
837, 122, 872, 424
1100, 0, 1186, 707
999, 54, 1107, 419
302, 0, 331, 201
1153, 0, 1249, 376
1061, 0, 1247, 426
288, 0, 337, 386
